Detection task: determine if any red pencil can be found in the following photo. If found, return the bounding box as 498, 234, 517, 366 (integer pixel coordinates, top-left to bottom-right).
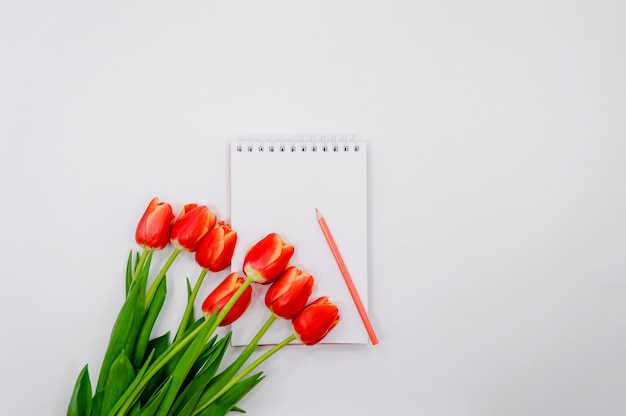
316, 208, 378, 345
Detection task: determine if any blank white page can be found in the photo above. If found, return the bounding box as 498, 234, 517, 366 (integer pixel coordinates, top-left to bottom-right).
229, 138, 368, 345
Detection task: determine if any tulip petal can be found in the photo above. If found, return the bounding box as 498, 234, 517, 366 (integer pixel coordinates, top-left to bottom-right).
135, 197, 174, 250
220, 285, 252, 326
257, 244, 294, 283
292, 297, 340, 345
202, 273, 252, 326
207, 233, 225, 262
247, 234, 280, 264
210, 231, 237, 272
171, 205, 212, 252
265, 266, 297, 304
265, 267, 315, 319
271, 277, 314, 319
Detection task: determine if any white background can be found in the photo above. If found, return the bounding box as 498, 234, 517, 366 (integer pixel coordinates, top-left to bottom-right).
1, 1, 625, 415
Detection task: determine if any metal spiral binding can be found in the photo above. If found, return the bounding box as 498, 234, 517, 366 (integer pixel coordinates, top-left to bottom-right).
235, 134, 360, 152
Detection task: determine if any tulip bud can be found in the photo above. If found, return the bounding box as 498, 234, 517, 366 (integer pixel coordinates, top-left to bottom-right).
202, 272, 252, 326
243, 233, 294, 284
195, 221, 237, 272
135, 197, 174, 250
170, 204, 216, 252
292, 297, 340, 345
265, 266, 314, 319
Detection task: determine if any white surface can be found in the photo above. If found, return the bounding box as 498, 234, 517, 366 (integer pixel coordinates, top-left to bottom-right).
1, 1, 625, 415
230, 139, 368, 345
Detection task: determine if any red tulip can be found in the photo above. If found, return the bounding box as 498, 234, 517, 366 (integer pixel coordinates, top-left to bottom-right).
265, 266, 314, 319
292, 297, 340, 345
195, 221, 237, 272
135, 197, 174, 250
202, 272, 252, 326
170, 204, 216, 252
243, 233, 294, 284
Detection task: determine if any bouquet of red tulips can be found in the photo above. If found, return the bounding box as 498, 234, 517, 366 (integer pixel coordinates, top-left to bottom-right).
68, 197, 340, 416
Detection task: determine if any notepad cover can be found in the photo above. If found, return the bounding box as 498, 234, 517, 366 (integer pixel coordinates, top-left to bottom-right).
229, 139, 369, 345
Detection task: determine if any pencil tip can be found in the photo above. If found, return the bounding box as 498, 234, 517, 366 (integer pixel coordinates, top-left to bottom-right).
315, 208, 322, 219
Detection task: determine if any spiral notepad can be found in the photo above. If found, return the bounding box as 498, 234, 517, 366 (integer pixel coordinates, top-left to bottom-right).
229, 136, 369, 345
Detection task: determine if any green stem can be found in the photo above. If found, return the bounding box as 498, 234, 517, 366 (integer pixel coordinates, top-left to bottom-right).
145, 248, 181, 307
192, 333, 297, 416
174, 268, 209, 343
247, 313, 277, 349
131, 249, 150, 283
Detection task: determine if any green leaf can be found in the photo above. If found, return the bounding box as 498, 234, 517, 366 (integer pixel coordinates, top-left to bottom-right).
153, 312, 218, 416
93, 275, 144, 415
123, 252, 153, 364
163, 317, 206, 381
116, 314, 217, 416
133, 275, 167, 368
171, 389, 204, 416
101, 350, 136, 415
146, 332, 171, 360
105, 349, 155, 416
135, 377, 172, 416
168, 334, 231, 416
67, 365, 92, 416
184, 278, 196, 330
180, 317, 207, 344
126, 250, 134, 297
195, 373, 265, 416
141, 318, 204, 403
97, 251, 153, 402
187, 334, 221, 383
128, 401, 142, 416
194, 330, 259, 409
140, 333, 171, 405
